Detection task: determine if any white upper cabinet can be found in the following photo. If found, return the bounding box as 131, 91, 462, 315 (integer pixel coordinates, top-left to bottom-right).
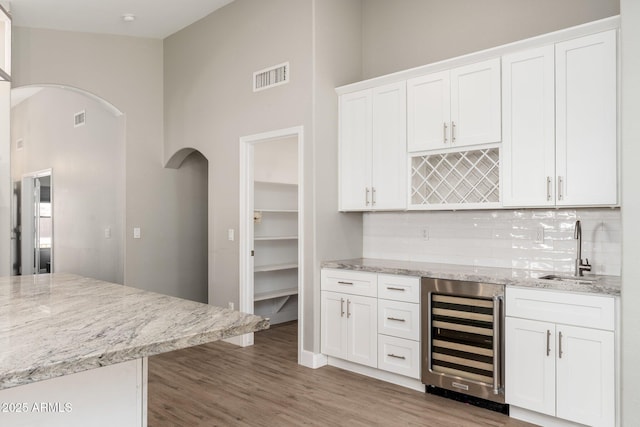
502, 30, 618, 207
339, 90, 372, 211
339, 82, 406, 211
502, 46, 556, 207
407, 58, 501, 152
0, 5, 11, 81
556, 30, 617, 206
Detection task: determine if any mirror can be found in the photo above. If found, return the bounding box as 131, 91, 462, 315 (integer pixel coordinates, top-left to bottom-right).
9, 85, 125, 283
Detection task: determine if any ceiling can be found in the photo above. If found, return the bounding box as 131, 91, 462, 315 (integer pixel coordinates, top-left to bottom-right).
6, 0, 235, 39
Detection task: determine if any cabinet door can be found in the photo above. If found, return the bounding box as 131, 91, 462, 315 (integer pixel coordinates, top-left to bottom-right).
450, 58, 502, 147
339, 89, 372, 211
321, 291, 348, 359
502, 46, 556, 207
556, 325, 615, 427
346, 294, 378, 368
555, 30, 617, 206
371, 82, 407, 210
407, 70, 450, 152
505, 317, 556, 416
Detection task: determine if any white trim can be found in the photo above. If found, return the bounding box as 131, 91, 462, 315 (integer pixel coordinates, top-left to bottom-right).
300, 350, 327, 369
327, 357, 425, 392
510, 406, 586, 427
239, 126, 305, 365
336, 16, 620, 95
223, 334, 254, 347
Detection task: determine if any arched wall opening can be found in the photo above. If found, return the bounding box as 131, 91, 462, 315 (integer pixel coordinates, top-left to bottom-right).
9, 84, 125, 283
164, 147, 209, 303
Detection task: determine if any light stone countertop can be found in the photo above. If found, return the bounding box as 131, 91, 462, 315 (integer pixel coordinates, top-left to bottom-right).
322, 258, 621, 296
0, 273, 269, 390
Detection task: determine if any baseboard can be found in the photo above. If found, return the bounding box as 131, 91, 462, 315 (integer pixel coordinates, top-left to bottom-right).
223, 333, 254, 347
327, 357, 425, 392
299, 350, 328, 369
510, 406, 587, 427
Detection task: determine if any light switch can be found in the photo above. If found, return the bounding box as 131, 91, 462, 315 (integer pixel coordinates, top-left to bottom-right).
228, 228, 235, 241
133, 227, 141, 239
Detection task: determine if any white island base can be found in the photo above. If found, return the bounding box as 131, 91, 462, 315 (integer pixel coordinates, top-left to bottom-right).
0, 359, 147, 427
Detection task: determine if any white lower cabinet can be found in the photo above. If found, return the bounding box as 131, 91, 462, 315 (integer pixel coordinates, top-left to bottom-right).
321, 269, 421, 383
506, 287, 616, 427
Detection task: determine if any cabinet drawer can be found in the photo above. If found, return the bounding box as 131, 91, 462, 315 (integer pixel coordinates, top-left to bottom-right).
378, 299, 420, 340
506, 287, 615, 331
321, 269, 377, 297
378, 335, 420, 379
378, 274, 420, 303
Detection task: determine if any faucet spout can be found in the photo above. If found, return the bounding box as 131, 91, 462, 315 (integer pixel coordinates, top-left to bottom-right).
574, 220, 591, 276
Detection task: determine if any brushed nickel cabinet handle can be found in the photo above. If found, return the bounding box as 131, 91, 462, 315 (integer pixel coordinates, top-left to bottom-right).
546, 330, 551, 356
337, 281, 353, 285
451, 121, 456, 143
372, 187, 376, 206
386, 287, 405, 291
347, 299, 351, 318
340, 298, 345, 317
558, 331, 563, 359
443, 122, 448, 144
365, 188, 370, 206
557, 176, 564, 201
546, 177, 552, 202
387, 317, 406, 322
388, 354, 406, 360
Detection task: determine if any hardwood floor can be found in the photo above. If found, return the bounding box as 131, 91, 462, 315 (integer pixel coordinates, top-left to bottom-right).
148, 322, 536, 427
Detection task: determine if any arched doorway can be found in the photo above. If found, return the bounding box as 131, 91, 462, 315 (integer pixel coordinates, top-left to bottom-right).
9, 84, 125, 283
164, 147, 209, 303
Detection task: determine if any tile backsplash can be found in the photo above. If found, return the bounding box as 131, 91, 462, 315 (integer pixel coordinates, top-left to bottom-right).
363, 208, 621, 276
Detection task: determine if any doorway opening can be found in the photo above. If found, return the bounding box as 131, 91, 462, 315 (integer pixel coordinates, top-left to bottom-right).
240, 126, 304, 363
17, 169, 52, 275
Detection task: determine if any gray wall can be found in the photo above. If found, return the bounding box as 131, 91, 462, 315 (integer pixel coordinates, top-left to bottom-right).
362, 0, 620, 79
12, 28, 208, 302
620, 0, 640, 423
11, 88, 124, 283
164, 0, 365, 352
0, 82, 9, 276
164, 0, 314, 314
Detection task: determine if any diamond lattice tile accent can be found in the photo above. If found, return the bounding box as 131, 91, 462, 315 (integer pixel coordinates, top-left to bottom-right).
411, 148, 500, 206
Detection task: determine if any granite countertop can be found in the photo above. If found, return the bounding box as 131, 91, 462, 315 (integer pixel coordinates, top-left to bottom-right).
0, 273, 269, 390
322, 258, 621, 296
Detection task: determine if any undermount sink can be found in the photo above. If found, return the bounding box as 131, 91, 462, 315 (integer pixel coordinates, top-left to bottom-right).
539, 274, 597, 284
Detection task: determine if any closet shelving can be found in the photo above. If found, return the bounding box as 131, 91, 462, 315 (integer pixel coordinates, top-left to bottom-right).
253, 181, 298, 324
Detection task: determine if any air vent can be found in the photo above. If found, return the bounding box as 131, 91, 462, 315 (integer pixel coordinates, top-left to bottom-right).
74, 110, 86, 127
16, 138, 24, 151
253, 62, 289, 92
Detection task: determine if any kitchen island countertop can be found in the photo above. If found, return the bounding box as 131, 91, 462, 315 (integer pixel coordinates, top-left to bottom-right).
0, 273, 269, 390
322, 258, 620, 296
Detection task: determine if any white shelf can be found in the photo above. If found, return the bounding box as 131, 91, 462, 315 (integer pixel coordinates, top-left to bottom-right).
254, 262, 298, 273
255, 209, 298, 213
254, 287, 298, 302
255, 235, 297, 241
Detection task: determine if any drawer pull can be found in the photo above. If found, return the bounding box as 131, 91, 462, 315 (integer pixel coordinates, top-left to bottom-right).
388, 353, 406, 360
337, 281, 353, 285
386, 286, 405, 291
558, 331, 563, 359
340, 298, 345, 317
387, 317, 406, 322
546, 330, 551, 356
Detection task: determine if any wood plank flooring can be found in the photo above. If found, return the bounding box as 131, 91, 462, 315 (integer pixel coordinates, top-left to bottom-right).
148, 322, 536, 427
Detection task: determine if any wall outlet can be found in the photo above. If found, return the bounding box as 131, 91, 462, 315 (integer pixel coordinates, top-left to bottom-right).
228, 228, 235, 241
535, 227, 544, 243
228, 302, 234, 310
104, 227, 111, 239
133, 227, 141, 239
421, 227, 429, 241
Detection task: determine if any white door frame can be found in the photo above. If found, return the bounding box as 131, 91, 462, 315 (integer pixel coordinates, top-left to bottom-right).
20, 168, 53, 275
239, 126, 304, 363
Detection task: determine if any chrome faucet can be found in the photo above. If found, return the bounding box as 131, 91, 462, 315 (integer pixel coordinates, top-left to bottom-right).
574, 220, 592, 276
